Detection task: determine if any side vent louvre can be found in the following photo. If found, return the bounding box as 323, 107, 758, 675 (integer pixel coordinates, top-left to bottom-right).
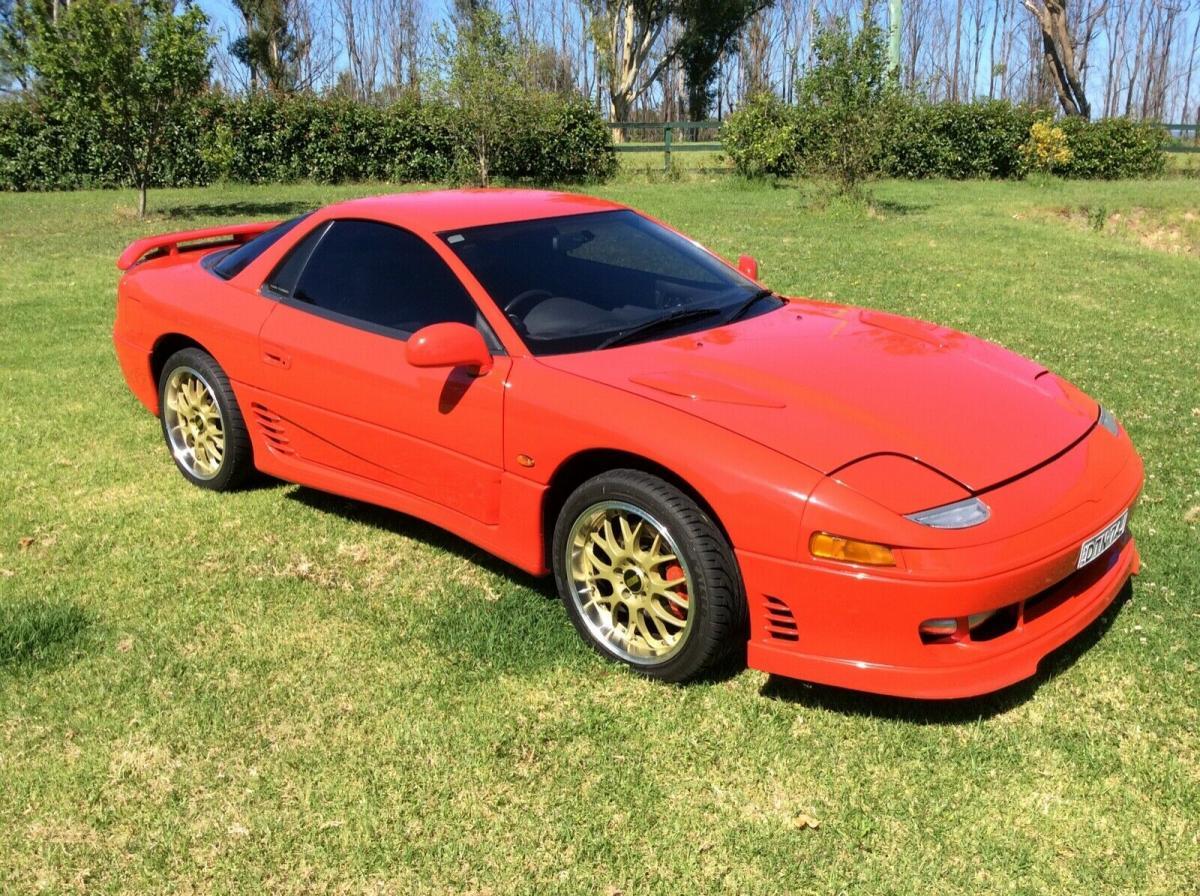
764, 595, 798, 642
250, 402, 295, 456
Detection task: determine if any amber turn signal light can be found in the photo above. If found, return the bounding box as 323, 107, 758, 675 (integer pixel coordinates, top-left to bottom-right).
809, 532, 896, 566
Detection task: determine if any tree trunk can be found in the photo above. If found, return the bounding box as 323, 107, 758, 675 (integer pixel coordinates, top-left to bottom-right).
1023, 0, 1092, 117
1179, 12, 1200, 134
608, 93, 630, 142
137, 182, 148, 219
596, 1, 667, 143
952, 0, 963, 100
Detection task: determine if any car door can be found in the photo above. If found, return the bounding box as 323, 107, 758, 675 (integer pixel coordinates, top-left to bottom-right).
253, 218, 511, 525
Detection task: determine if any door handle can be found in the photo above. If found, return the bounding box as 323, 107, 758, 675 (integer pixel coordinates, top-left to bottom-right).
262, 347, 291, 369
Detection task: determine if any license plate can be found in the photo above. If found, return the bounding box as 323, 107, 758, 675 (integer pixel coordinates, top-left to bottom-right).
1076, 510, 1128, 569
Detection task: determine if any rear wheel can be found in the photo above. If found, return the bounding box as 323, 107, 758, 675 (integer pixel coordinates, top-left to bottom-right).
157, 348, 252, 491
552, 469, 745, 682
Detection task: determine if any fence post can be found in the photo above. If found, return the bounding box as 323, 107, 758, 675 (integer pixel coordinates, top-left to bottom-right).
664, 124, 672, 173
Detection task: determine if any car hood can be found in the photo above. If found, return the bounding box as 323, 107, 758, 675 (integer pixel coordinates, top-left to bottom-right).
538, 300, 1098, 492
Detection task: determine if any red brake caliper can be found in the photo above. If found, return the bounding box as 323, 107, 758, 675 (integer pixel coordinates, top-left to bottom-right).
664, 563, 688, 619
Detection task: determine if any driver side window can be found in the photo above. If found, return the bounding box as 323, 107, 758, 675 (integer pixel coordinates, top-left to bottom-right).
267, 219, 482, 339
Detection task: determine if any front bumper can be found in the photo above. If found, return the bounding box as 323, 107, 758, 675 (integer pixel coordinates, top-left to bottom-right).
741, 429, 1144, 700
742, 536, 1137, 699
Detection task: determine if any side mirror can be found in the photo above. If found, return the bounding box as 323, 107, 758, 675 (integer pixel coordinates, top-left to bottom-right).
406, 322, 493, 376
737, 254, 759, 280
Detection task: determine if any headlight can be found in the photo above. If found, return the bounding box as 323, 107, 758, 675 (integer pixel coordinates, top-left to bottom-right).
1098, 406, 1120, 436
906, 496, 990, 529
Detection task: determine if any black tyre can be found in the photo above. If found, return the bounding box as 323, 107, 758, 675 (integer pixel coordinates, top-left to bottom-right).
552, 469, 746, 682
157, 347, 253, 491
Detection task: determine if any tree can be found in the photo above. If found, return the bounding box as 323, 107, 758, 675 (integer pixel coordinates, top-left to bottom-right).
585, 0, 770, 133
1021, 0, 1097, 117
438, 7, 523, 185
0, 0, 61, 91
586, 0, 672, 131
0, 0, 23, 91
796, 16, 896, 193
230, 0, 308, 92
33, 0, 211, 217
675, 0, 771, 122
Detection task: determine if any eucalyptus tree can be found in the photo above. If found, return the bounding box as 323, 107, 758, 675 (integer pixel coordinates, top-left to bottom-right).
230, 0, 309, 92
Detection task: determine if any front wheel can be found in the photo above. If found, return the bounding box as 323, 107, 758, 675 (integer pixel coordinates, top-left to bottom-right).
552, 469, 746, 682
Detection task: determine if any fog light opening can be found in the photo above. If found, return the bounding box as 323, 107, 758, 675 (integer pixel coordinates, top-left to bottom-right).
918, 617, 963, 644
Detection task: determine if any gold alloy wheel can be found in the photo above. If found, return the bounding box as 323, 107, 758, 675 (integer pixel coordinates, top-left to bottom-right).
566, 501, 694, 665
163, 366, 225, 481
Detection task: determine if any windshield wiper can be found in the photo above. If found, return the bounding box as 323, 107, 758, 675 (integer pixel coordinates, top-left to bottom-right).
724, 288, 776, 324
597, 306, 724, 350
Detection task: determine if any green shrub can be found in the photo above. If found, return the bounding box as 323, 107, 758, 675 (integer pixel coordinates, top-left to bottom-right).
722, 94, 1166, 183
495, 94, 617, 183
0, 91, 616, 191
1020, 118, 1073, 174
0, 101, 66, 191
207, 95, 388, 184
1056, 117, 1166, 179
883, 100, 1038, 179
0, 101, 118, 190
379, 100, 459, 182
721, 92, 803, 178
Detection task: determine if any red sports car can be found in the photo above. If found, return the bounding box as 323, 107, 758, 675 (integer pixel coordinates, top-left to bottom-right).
113, 190, 1143, 698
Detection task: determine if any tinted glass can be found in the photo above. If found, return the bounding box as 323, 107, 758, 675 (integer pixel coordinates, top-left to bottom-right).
289, 220, 479, 337
264, 221, 329, 297
442, 210, 776, 355
213, 213, 311, 280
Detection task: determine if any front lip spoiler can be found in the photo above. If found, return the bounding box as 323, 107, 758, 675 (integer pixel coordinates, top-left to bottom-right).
745, 535, 1139, 700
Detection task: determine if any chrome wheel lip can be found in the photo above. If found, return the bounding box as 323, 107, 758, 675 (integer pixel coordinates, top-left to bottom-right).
564, 500, 694, 667
163, 366, 225, 481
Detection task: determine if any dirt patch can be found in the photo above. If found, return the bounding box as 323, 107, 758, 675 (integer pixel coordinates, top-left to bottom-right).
1040, 205, 1200, 256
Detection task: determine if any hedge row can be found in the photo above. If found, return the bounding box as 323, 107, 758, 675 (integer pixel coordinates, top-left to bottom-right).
722, 95, 1167, 180
0, 93, 618, 191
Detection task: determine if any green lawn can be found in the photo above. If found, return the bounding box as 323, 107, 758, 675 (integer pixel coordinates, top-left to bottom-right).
1, 178, 1198, 895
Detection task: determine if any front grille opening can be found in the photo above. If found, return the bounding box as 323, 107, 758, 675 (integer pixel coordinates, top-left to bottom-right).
1024, 536, 1126, 624
917, 532, 1129, 649
1024, 587, 1070, 625
764, 595, 799, 642
968, 604, 1019, 642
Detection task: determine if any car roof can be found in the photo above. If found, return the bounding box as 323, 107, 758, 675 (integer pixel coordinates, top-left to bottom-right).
320, 189, 627, 233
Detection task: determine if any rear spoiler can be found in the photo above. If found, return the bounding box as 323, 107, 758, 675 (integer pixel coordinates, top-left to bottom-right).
116, 221, 280, 271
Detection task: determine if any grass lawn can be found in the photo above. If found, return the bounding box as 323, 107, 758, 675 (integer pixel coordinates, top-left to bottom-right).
1, 176, 1198, 895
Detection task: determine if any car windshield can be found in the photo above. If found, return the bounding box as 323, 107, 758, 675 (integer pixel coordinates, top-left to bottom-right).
441, 210, 782, 355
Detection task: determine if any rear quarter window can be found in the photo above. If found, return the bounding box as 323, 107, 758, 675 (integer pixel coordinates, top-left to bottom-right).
210, 213, 311, 280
